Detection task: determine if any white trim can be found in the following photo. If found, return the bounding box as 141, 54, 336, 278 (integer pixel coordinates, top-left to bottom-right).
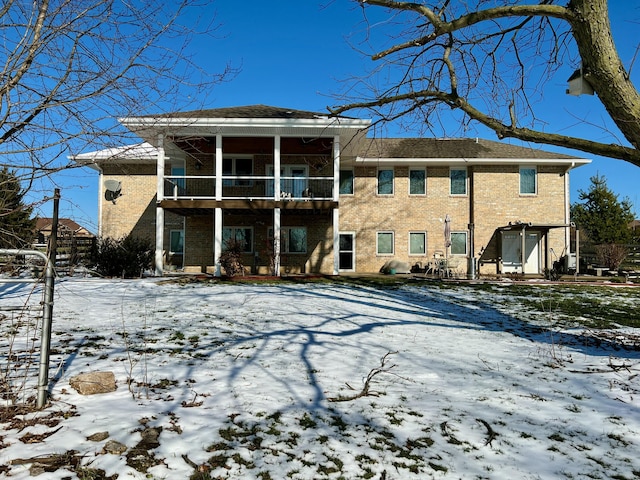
519, 165, 538, 195
408, 167, 427, 196
409, 231, 427, 256
377, 167, 394, 195
338, 231, 356, 272
351, 157, 590, 168
376, 231, 395, 256
449, 167, 468, 196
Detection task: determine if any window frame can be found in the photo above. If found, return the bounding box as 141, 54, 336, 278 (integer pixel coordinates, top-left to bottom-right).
377, 168, 394, 195
268, 226, 308, 254
409, 168, 426, 196
376, 231, 395, 256
223, 156, 253, 187
519, 166, 538, 195
450, 231, 468, 256
339, 169, 354, 195
449, 167, 467, 196
409, 231, 427, 256
222, 226, 254, 253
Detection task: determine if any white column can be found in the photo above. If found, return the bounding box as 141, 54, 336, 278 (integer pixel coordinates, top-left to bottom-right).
333, 208, 340, 275
274, 135, 281, 199
214, 208, 222, 276
273, 207, 281, 276
215, 134, 223, 201
213, 134, 223, 276
332, 135, 341, 274
155, 134, 166, 276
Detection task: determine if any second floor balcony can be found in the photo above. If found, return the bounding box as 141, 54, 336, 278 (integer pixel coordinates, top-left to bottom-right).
163, 175, 337, 202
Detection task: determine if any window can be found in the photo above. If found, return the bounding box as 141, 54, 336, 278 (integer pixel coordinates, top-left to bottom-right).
409, 169, 426, 195
171, 160, 186, 191
339, 169, 354, 195
377, 231, 394, 255
223, 227, 253, 253
409, 232, 426, 255
377, 169, 394, 195
520, 166, 537, 195
223, 157, 253, 186
269, 227, 307, 253
169, 230, 184, 255
450, 232, 467, 255
450, 168, 467, 195
267, 165, 308, 198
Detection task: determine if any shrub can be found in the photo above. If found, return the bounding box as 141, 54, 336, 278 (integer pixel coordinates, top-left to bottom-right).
90, 235, 153, 278
218, 239, 245, 277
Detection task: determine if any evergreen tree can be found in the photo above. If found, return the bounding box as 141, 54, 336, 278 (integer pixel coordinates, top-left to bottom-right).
571, 175, 635, 245
0, 168, 36, 248
571, 175, 635, 271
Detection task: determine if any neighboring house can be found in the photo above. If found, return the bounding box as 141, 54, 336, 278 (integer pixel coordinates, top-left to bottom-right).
73, 105, 590, 277
34, 218, 95, 246
34, 217, 96, 266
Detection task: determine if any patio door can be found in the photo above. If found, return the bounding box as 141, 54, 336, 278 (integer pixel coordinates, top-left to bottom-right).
502, 231, 540, 274
267, 165, 307, 198
339, 233, 355, 271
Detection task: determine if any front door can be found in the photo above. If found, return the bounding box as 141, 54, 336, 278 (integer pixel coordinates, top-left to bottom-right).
339, 233, 355, 271
501, 231, 540, 274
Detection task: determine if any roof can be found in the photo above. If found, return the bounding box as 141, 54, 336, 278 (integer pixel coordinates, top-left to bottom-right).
358, 137, 580, 160
147, 104, 349, 120
35, 218, 95, 236
120, 105, 370, 146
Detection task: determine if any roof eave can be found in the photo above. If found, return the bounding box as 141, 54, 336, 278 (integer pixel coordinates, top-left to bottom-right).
348, 157, 591, 167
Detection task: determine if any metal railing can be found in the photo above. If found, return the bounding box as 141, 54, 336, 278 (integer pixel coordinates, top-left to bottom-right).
163, 175, 335, 200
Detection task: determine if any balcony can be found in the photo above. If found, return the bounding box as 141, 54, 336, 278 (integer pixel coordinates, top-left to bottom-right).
164, 175, 335, 201
160, 175, 338, 214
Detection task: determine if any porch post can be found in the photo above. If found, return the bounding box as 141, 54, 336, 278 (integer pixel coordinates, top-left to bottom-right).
333, 135, 340, 202
274, 208, 281, 276
274, 135, 281, 199
213, 134, 223, 276
214, 208, 222, 276
155, 134, 166, 276
521, 225, 527, 274
332, 136, 341, 274
333, 209, 340, 275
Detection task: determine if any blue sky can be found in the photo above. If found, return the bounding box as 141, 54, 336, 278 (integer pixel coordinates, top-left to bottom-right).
41, 1, 640, 232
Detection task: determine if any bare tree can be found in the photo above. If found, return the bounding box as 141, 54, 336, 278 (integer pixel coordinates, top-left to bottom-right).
330, 0, 640, 166
0, 0, 233, 199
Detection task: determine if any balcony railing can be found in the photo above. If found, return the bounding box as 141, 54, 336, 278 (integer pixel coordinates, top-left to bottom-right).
163, 175, 335, 201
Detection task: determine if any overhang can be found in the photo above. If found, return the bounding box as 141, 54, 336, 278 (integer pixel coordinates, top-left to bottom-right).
346, 157, 591, 168
119, 116, 371, 147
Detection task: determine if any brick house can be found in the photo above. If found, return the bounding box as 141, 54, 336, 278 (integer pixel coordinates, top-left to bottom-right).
74, 105, 590, 277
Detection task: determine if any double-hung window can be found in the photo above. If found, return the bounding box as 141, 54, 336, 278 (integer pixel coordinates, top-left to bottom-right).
377, 169, 394, 195
409, 169, 426, 195
520, 166, 537, 195
450, 168, 467, 195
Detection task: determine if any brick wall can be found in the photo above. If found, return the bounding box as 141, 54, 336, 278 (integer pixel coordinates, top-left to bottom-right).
339, 163, 569, 275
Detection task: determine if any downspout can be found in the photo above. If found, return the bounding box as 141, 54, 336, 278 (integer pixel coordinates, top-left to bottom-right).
467, 165, 476, 279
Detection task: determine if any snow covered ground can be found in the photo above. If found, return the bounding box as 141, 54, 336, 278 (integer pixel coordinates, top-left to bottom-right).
0, 276, 639, 479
